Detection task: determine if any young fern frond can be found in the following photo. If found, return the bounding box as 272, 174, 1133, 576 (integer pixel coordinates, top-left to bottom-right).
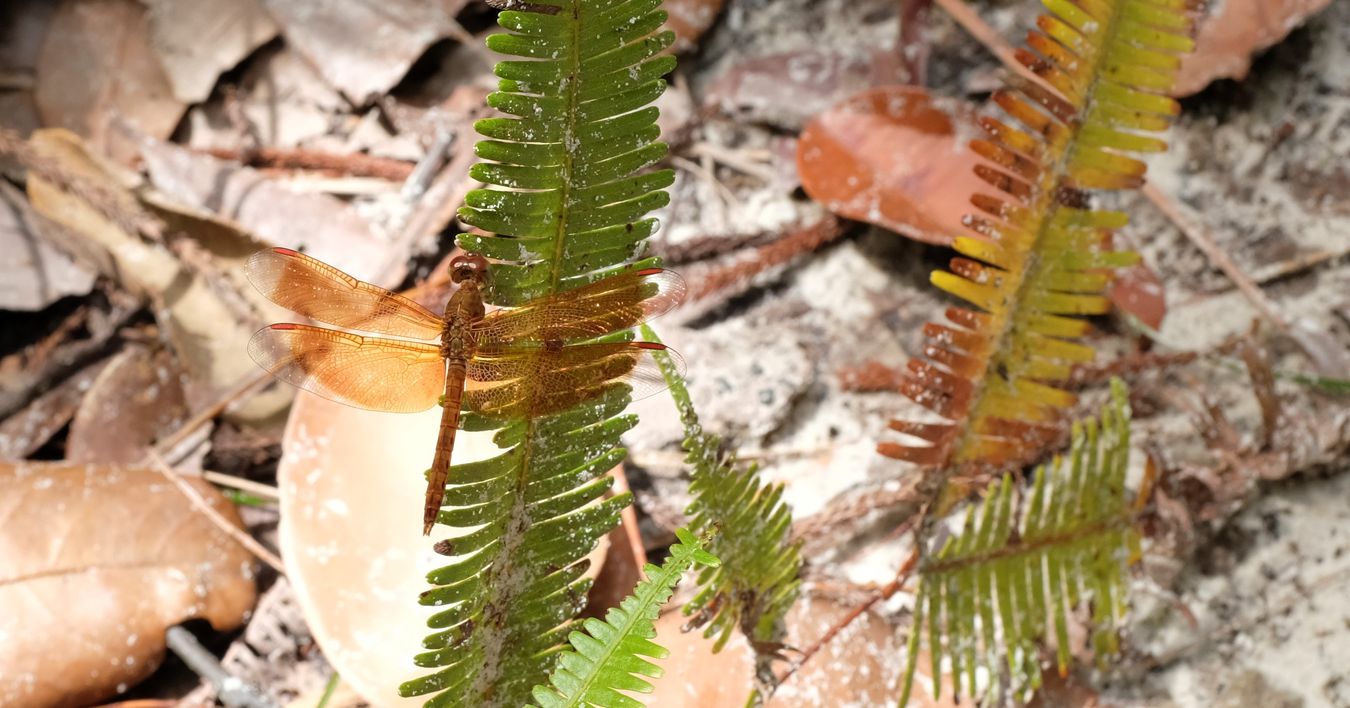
880, 0, 1199, 502
530, 528, 720, 708
898, 379, 1142, 706
641, 325, 803, 682
399, 1, 677, 705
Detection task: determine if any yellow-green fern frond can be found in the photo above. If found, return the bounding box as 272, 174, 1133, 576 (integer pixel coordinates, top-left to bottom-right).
529, 528, 719, 708
641, 324, 802, 691
880, 0, 1200, 495
898, 379, 1142, 706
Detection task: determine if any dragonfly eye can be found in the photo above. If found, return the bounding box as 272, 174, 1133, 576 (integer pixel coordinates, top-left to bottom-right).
449, 254, 489, 284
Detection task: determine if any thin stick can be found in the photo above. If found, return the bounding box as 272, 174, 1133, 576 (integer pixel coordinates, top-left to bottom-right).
932, 0, 1035, 83
774, 549, 921, 692
204, 146, 415, 182
202, 471, 280, 501
153, 369, 274, 462
1140, 183, 1293, 336
166, 626, 276, 708
148, 450, 285, 573
684, 142, 780, 184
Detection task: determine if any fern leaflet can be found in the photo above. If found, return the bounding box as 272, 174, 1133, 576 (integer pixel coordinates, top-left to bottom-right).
530, 528, 719, 708
642, 324, 802, 688
899, 379, 1142, 706
880, 0, 1199, 505
399, 0, 677, 704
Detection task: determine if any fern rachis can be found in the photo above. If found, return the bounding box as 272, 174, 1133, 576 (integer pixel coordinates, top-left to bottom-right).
400, 0, 680, 704
643, 323, 803, 695
900, 379, 1141, 705
880, 0, 1200, 504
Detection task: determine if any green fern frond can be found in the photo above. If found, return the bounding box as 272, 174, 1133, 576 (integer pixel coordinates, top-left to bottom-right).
880, 0, 1200, 496
399, 1, 677, 704
899, 379, 1141, 706
456, 1, 676, 305
530, 528, 720, 708
641, 325, 802, 678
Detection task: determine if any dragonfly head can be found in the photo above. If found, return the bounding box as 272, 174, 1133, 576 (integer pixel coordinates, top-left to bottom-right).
449, 254, 489, 285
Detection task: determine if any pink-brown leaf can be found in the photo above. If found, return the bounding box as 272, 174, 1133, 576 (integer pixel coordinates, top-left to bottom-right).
1172, 0, 1333, 97
797, 86, 989, 245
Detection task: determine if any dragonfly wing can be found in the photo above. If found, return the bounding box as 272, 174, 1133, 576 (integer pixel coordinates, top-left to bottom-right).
464, 341, 681, 419
249, 324, 445, 412
471, 268, 685, 344
246, 248, 443, 339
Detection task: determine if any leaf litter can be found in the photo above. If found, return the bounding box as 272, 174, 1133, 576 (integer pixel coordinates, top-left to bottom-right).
0, 0, 1346, 704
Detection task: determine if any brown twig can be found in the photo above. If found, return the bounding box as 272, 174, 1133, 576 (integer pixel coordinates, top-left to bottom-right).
898, 0, 934, 85
201, 471, 281, 501
774, 548, 921, 693
1068, 349, 1202, 387
650, 229, 783, 265
931, 0, 1036, 84
205, 147, 416, 182
1140, 183, 1295, 337
153, 370, 274, 463
148, 450, 285, 573
689, 215, 847, 301
838, 360, 907, 393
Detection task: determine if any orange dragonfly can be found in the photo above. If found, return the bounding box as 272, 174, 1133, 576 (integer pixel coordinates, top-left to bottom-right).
244, 247, 685, 534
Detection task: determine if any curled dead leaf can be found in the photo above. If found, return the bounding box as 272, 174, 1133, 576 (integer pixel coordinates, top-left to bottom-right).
705, 48, 899, 131
0, 180, 95, 311
797, 86, 989, 245
23, 129, 285, 422
33, 0, 187, 163
0, 3, 54, 137
0, 461, 257, 707
1172, 0, 1333, 97
138, 137, 395, 283
66, 346, 189, 464
0, 357, 108, 459
140, 0, 280, 103
258, 0, 460, 104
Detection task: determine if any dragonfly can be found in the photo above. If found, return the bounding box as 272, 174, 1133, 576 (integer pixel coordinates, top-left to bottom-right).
244, 247, 685, 534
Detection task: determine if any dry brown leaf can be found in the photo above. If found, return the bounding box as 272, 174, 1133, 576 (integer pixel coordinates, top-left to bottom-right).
275, 391, 618, 704
181, 45, 346, 151
259, 0, 458, 104
0, 3, 54, 137
647, 597, 973, 706
1172, 0, 1333, 97
0, 356, 109, 459
67, 346, 189, 464
0, 461, 257, 707
138, 137, 395, 282
141, 0, 280, 103
797, 86, 989, 246
0, 180, 95, 311
704, 47, 900, 131
1107, 262, 1168, 332
24, 129, 279, 420
33, 0, 187, 164
666, 0, 726, 52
